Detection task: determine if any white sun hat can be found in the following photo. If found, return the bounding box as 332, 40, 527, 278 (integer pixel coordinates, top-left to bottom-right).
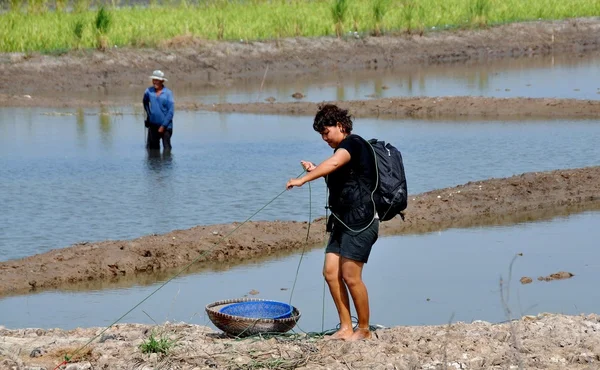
150, 70, 168, 81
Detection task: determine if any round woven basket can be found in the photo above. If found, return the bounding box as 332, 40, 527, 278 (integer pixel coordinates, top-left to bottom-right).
206, 298, 301, 337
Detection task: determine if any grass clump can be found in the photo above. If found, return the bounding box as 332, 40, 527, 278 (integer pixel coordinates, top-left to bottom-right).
400, 0, 426, 35
73, 18, 85, 49
95, 6, 111, 50
216, 14, 225, 40
331, 0, 348, 38
372, 0, 389, 36
139, 331, 176, 355
468, 0, 492, 27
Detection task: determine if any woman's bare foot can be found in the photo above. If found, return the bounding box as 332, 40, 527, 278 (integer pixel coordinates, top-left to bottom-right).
326, 327, 354, 340
348, 327, 372, 341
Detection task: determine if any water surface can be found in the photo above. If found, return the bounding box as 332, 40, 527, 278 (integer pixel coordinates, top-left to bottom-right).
1, 211, 598, 331
62, 52, 600, 104
1, 107, 599, 261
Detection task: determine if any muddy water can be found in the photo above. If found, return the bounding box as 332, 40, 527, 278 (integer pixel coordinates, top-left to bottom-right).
1, 211, 598, 331
1, 107, 600, 261
187, 53, 600, 104
69, 52, 600, 104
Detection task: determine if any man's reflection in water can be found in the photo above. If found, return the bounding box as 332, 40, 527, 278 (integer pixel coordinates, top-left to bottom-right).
146, 148, 173, 173
144, 149, 174, 220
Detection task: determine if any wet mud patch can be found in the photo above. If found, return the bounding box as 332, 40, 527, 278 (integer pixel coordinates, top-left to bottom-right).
538, 271, 575, 282
521, 271, 575, 284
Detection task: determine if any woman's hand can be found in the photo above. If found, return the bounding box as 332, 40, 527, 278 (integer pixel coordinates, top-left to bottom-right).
286, 178, 306, 190
301, 160, 317, 172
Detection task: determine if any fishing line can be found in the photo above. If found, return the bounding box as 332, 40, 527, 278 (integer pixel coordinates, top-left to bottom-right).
287, 175, 312, 305
54, 169, 306, 369
285, 176, 332, 337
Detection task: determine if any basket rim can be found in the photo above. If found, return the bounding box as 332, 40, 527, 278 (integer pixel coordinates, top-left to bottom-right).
219, 300, 293, 319
206, 298, 301, 324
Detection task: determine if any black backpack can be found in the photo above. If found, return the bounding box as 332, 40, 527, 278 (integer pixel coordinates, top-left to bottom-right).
364, 138, 408, 221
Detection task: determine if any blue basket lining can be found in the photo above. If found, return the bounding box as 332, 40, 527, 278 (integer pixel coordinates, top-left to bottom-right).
219, 301, 293, 319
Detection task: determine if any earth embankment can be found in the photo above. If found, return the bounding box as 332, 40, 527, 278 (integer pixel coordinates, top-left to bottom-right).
1, 18, 600, 98
1, 166, 599, 298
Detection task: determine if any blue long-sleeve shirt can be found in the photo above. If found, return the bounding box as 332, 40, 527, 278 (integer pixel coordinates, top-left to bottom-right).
143, 86, 174, 129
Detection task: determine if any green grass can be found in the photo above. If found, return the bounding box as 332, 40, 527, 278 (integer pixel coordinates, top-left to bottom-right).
373, 0, 390, 36
1, 0, 600, 52
139, 331, 176, 355
94, 6, 112, 49
331, 0, 349, 37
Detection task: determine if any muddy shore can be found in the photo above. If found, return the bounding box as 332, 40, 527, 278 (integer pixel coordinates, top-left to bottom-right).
3, 19, 600, 120
3, 94, 600, 120
179, 96, 600, 119
1, 166, 599, 298
3, 19, 600, 119
2, 313, 600, 370
2, 18, 600, 99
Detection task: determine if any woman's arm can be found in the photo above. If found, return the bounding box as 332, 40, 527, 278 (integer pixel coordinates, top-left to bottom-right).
287, 149, 350, 189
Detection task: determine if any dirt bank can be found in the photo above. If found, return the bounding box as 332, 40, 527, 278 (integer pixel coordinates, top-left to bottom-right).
2, 313, 600, 369
3, 94, 600, 120
180, 96, 600, 119
1, 166, 599, 298
2, 18, 600, 98
3, 18, 600, 118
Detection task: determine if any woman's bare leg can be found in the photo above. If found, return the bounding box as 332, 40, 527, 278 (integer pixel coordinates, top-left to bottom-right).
323, 252, 353, 339
341, 257, 372, 341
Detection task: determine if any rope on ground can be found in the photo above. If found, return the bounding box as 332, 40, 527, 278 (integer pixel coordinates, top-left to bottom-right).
237, 318, 384, 342
53, 169, 307, 369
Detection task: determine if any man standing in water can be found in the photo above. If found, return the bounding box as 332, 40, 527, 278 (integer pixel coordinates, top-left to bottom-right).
143, 70, 174, 151
286, 104, 379, 341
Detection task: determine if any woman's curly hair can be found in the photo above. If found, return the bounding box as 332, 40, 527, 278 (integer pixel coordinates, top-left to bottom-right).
313, 104, 353, 134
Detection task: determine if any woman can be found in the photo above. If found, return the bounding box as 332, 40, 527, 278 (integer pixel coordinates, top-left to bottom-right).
286, 104, 378, 341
